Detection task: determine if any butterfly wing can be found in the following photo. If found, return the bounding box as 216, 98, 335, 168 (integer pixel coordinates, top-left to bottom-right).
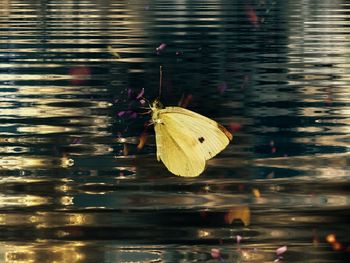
160, 107, 232, 160
154, 106, 232, 177
154, 118, 206, 177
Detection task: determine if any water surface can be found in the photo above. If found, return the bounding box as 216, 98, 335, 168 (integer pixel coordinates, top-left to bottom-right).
1, 0, 350, 262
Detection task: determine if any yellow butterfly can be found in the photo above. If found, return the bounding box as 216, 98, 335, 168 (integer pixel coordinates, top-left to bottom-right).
150, 99, 232, 177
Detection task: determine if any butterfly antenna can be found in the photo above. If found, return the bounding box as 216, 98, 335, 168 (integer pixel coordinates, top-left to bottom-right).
159, 65, 163, 99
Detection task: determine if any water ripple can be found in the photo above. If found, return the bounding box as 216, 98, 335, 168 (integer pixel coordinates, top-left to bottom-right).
1, 0, 350, 262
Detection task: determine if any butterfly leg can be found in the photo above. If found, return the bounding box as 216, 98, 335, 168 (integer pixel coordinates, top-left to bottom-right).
139, 109, 152, 115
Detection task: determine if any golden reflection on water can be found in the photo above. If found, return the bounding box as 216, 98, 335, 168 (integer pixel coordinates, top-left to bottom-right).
0, 195, 48, 208
32, 212, 92, 229
1, 242, 86, 263
0, 156, 73, 169
0, 211, 93, 228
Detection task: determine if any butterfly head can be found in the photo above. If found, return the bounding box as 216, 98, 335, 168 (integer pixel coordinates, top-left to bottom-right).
150, 99, 164, 112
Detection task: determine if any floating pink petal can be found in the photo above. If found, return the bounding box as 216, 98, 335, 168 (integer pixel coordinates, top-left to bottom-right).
210, 248, 221, 259
236, 235, 242, 245
276, 246, 287, 256
228, 123, 242, 132
178, 94, 193, 108
127, 88, 133, 98
72, 138, 82, 144
130, 112, 138, 118
156, 43, 167, 52
245, 5, 260, 28
218, 82, 227, 95
69, 66, 91, 85
117, 111, 125, 117
136, 88, 145, 99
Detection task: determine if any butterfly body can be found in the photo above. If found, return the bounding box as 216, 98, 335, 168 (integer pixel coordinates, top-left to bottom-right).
150, 99, 232, 177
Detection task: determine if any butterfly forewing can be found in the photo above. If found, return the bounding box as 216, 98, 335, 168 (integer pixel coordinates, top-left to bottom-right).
160, 107, 232, 160
153, 106, 232, 177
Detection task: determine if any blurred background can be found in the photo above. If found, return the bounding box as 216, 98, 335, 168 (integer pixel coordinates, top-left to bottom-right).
0, 0, 350, 262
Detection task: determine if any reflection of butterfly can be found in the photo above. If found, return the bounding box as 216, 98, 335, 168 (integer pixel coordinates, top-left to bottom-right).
151, 99, 232, 177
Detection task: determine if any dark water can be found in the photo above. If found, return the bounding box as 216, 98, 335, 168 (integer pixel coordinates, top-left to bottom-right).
1, 0, 350, 262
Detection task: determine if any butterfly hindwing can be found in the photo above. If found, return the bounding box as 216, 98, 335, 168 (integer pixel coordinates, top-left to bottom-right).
154, 118, 206, 177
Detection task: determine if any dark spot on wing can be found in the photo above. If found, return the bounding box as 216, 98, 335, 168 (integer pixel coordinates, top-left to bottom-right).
198, 137, 205, 143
